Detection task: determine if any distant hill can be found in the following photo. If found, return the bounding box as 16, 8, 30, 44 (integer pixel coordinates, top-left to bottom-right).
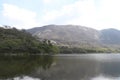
100, 28, 120, 44
27, 25, 120, 47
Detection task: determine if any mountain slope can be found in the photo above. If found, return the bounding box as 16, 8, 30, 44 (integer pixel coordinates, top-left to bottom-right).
100, 28, 120, 44
27, 25, 120, 46
27, 25, 101, 45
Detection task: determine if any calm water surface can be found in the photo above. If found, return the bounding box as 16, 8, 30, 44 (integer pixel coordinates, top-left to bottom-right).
1, 54, 120, 80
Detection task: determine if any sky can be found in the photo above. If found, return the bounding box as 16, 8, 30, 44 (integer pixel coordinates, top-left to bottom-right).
0, 0, 120, 30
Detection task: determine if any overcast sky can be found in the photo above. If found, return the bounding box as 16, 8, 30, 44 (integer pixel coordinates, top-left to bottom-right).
0, 0, 120, 30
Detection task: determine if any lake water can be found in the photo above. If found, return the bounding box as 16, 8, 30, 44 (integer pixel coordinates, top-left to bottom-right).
1, 54, 120, 80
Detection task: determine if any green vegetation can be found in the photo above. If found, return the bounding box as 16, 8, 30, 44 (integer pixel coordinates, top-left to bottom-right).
1, 25, 119, 54
59, 46, 119, 53
0, 26, 59, 54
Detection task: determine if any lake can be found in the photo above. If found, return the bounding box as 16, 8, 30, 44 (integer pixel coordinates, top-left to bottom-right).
1, 54, 120, 80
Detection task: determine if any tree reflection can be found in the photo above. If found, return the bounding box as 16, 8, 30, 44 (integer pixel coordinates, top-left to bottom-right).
0, 55, 54, 79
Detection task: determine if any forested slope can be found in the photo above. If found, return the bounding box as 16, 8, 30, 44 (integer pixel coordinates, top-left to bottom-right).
0, 27, 59, 54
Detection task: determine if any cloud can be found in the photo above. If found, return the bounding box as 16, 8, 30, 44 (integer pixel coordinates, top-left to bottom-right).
42, 5, 73, 22
42, 0, 98, 28
65, 0, 97, 27
42, 0, 120, 30
43, 0, 53, 4
2, 3, 39, 29
2, 0, 120, 30
43, 0, 61, 4
96, 0, 120, 29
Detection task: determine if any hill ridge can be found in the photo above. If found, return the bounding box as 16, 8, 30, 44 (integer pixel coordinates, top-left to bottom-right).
27, 25, 120, 46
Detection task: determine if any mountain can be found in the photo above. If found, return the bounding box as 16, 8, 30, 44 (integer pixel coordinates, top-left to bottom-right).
27, 25, 120, 47
100, 28, 120, 44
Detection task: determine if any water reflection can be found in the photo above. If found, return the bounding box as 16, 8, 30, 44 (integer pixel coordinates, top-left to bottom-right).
0, 54, 120, 80
13, 76, 40, 80
91, 75, 120, 80
38, 56, 101, 80
0, 55, 54, 79
101, 61, 120, 77
33, 54, 120, 80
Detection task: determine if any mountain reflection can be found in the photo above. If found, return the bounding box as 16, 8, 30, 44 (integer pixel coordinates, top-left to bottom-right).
0, 55, 54, 79
0, 54, 120, 80
33, 55, 120, 80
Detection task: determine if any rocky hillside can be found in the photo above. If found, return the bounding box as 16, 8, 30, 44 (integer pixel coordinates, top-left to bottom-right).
27, 25, 120, 46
